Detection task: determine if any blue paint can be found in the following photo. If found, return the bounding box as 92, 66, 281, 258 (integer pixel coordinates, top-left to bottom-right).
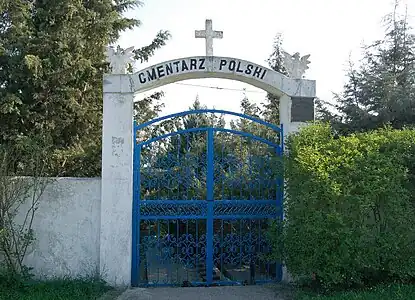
135, 109, 282, 133
280, 124, 285, 223
132, 109, 284, 287
206, 202, 214, 285
207, 128, 214, 202
137, 127, 281, 149
206, 128, 214, 285
131, 138, 141, 286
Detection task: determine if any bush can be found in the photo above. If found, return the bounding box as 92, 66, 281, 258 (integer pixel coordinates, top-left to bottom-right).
279, 123, 415, 291
0, 138, 52, 275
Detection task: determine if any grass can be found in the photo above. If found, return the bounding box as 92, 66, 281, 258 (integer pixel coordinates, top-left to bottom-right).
295, 284, 415, 300
1, 276, 414, 300
0, 277, 112, 300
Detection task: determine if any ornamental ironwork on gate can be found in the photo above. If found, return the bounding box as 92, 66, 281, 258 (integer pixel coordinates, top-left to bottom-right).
131, 109, 284, 287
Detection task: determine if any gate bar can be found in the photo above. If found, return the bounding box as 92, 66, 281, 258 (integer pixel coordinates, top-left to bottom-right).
131, 145, 141, 286
206, 128, 214, 285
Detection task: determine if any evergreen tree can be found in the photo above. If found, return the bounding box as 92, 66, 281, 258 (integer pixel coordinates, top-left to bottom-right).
262, 33, 289, 125
143, 96, 228, 200
161, 96, 226, 157
314, 97, 340, 123
183, 96, 226, 129
332, 1, 415, 133
231, 93, 261, 133
231, 91, 281, 149
0, 0, 170, 176
234, 33, 287, 130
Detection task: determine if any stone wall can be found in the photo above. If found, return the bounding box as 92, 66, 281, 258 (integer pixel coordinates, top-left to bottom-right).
1, 176, 296, 285
14, 177, 102, 279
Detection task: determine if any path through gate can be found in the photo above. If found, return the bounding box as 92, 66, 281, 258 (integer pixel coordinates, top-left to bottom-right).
131, 110, 284, 287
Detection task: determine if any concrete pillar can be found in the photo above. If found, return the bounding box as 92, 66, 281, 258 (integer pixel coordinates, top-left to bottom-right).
100, 75, 134, 286
279, 94, 292, 135
100, 45, 317, 287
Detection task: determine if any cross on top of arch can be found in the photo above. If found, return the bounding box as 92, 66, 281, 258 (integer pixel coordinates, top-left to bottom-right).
105, 19, 311, 79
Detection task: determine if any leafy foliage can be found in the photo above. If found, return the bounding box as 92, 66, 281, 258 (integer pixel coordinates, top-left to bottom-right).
0, 0, 170, 177
279, 123, 415, 291
0, 139, 52, 276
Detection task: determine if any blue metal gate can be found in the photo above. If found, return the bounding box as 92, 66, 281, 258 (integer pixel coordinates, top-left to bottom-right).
131, 110, 283, 287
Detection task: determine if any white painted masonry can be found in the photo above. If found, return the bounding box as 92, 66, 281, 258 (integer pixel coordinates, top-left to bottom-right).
100, 91, 135, 286
195, 19, 223, 56
103, 56, 316, 98
20, 178, 101, 279
101, 51, 316, 285
1, 56, 314, 286
5, 21, 315, 286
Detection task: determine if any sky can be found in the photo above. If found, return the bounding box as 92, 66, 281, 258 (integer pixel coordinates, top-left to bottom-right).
117, 0, 414, 117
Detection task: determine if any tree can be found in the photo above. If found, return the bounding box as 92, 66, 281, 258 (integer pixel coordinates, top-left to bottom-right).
231, 93, 262, 135
328, 1, 415, 133
0, 138, 52, 276
314, 97, 341, 124
233, 33, 287, 135
139, 96, 228, 201
0, 0, 170, 176
262, 33, 289, 125
279, 124, 415, 290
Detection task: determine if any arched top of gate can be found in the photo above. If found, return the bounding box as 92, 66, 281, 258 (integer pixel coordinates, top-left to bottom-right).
103, 56, 316, 98
136, 127, 281, 150
134, 109, 282, 133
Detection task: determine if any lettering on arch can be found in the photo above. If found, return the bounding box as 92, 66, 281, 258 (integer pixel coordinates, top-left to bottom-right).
136, 57, 268, 85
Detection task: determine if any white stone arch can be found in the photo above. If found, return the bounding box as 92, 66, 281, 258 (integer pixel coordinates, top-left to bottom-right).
104, 56, 315, 97
100, 55, 316, 286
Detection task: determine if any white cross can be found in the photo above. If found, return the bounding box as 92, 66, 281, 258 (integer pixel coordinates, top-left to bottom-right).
195, 19, 223, 56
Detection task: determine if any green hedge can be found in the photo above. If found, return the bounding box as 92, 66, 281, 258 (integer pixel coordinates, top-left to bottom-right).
280, 123, 415, 290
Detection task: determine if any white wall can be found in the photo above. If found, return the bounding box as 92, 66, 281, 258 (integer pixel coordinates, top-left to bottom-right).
2, 175, 297, 284
18, 177, 102, 279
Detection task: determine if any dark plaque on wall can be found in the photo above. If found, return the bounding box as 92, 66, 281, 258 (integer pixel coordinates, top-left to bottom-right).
291, 97, 315, 122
